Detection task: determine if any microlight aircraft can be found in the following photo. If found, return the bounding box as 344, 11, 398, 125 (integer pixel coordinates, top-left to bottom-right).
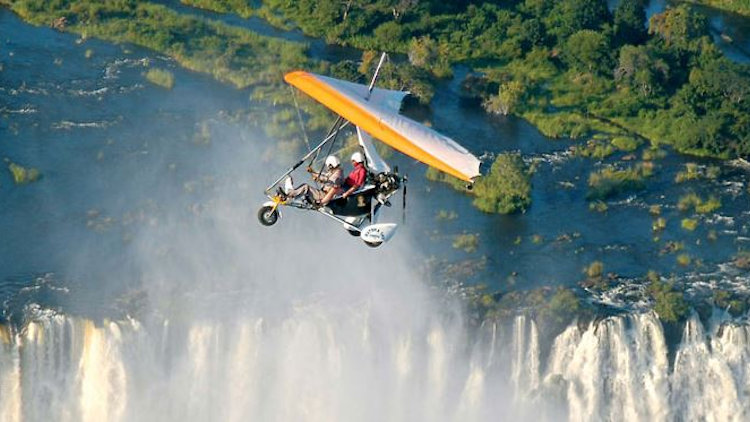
259, 54, 481, 247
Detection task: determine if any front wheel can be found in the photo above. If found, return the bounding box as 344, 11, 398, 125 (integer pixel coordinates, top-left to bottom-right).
257, 205, 279, 226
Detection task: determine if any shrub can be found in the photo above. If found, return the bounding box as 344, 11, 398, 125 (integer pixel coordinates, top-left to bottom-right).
145, 68, 175, 89
584, 261, 604, 279
587, 163, 651, 200
472, 152, 532, 214
653, 217, 666, 231
647, 278, 689, 323
677, 253, 691, 266
642, 148, 667, 161
435, 210, 458, 221
589, 200, 608, 212
678, 193, 721, 214
453, 233, 479, 253
7, 162, 41, 184
611, 136, 641, 152
681, 218, 698, 231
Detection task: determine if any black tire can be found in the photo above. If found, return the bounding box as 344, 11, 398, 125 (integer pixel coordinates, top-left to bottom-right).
347, 229, 360, 237
364, 240, 382, 248
257, 205, 279, 226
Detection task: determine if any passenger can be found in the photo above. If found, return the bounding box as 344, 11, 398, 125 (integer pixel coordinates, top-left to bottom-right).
286, 155, 342, 207
341, 152, 367, 199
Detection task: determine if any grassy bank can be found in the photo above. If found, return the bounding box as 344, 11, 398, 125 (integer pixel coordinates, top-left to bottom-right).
6, 0, 310, 89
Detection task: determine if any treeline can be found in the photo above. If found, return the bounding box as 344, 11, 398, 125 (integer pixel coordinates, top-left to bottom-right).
222, 0, 750, 158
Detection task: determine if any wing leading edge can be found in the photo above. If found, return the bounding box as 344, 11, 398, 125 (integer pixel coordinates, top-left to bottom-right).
284, 71, 481, 182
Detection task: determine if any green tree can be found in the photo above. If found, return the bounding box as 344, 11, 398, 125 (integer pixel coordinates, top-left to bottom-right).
564, 30, 611, 75
472, 152, 532, 214
648, 5, 708, 50
545, 0, 610, 42
647, 278, 689, 323
613, 0, 647, 46
484, 80, 525, 115
614, 45, 669, 97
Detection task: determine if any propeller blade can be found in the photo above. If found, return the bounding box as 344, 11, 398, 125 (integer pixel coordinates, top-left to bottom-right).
402, 175, 408, 224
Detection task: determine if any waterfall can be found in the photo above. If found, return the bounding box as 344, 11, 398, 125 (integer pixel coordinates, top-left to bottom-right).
1, 310, 749, 421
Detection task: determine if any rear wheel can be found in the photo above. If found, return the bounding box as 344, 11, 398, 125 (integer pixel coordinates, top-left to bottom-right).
257, 205, 279, 226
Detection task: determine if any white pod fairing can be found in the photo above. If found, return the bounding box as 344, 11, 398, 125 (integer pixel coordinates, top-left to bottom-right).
360, 223, 398, 247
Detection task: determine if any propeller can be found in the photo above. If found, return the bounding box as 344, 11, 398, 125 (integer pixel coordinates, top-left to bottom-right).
402, 174, 408, 224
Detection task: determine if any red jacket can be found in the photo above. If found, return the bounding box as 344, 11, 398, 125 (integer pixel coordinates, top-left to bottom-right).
344, 163, 366, 190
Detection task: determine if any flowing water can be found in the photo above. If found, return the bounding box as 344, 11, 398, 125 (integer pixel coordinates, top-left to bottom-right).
3, 311, 750, 421
2, 3, 750, 421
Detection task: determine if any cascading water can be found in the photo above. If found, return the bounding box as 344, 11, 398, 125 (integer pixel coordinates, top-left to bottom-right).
2, 310, 749, 421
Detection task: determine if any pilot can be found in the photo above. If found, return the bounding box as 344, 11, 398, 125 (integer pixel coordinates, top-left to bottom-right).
341, 152, 367, 199
286, 155, 342, 207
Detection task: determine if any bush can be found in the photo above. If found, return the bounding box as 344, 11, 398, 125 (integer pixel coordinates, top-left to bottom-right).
647, 278, 689, 323
589, 200, 608, 212
145, 68, 175, 89
587, 163, 651, 200
677, 193, 721, 214
453, 233, 479, 253
681, 218, 698, 231
472, 153, 532, 214
611, 135, 641, 152
584, 261, 604, 279
7, 162, 41, 184
675, 162, 700, 183
676, 253, 691, 266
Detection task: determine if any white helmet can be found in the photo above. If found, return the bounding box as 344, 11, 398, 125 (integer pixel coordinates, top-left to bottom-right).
351, 151, 364, 163
325, 155, 340, 168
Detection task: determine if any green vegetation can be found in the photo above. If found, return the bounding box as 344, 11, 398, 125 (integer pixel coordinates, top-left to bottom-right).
472, 153, 532, 214
7, 0, 311, 89
261, 1, 750, 158
647, 276, 690, 323
181, 0, 253, 18
675, 163, 701, 183
7, 161, 41, 184
611, 136, 641, 152
427, 152, 532, 214
587, 162, 653, 200
681, 218, 699, 231
677, 253, 692, 266
692, 0, 750, 17
145, 68, 174, 89
733, 250, 750, 269
7, 0, 749, 161
575, 139, 615, 160
468, 285, 588, 329
584, 261, 604, 279
452, 233, 479, 253
712, 289, 749, 317
435, 209, 458, 221
653, 217, 667, 231
675, 163, 721, 183
642, 148, 667, 161
589, 200, 608, 212
677, 192, 722, 214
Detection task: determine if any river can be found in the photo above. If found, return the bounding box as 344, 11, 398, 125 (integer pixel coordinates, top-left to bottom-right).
1, 3, 750, 421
